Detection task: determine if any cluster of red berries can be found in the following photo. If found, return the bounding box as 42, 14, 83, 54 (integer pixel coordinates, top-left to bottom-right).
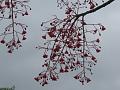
0, 25, 28, 53
35, 0, 106, 86
35, 12, 106, 85
34, 67, 59, 86
0, 0, 31, 53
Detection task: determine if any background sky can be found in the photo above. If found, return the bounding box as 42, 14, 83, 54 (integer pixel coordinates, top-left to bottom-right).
0, 0, 120, 90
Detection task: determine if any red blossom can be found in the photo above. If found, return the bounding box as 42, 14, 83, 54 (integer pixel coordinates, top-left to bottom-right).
76, 60, 80, 65
76, 42, 81, 48
59, 57, 64, 62
50, 53, 57, 59
64, 69, 69, 72
12, 42, 16, 47
43, 74, 47, 78
68, 43, 73, 48
1, 39, 5, 44
96, 48, 101, 53
42, 81, 48, 86
84, 53, 88, 57
91, 57, 97, 63
8, 50, 12, 53
101, 25, 106, 31
54, 44, 61, 52
91, 56, 96, 61
65, 65, 69, 69
74, 75, 79, 79
25, 11, 28, 15
65, 50, 68, 54
22, 36, 27, 40
22, 30, 27, 34
90, 3, 95, 9
34, 77, 39, 82
48, 31, 55, 38
65, 8, 72, 14
60, 67, 64, 73
42, 35, 46, 39
43, 54, 48, 58
86, 77, 91, 83
51, 76, 57, 81
70, 65, 74, 69
96, 39, 100, 43
17, 39, 21, 43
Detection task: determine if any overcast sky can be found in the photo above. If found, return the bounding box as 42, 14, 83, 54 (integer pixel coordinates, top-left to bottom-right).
0, 0, 120, 90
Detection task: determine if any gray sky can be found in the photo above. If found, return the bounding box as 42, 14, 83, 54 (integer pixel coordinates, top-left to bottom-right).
0, 0, 120, 90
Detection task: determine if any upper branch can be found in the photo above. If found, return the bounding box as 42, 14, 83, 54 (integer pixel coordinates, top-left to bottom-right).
76, 0, 115, 17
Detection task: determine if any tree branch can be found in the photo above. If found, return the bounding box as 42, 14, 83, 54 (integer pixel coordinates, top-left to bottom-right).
76, 0, 115, 17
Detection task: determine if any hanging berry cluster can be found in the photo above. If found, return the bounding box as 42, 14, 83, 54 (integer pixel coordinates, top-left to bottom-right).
0, 0, 31, 53
34, 0, 113, 86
